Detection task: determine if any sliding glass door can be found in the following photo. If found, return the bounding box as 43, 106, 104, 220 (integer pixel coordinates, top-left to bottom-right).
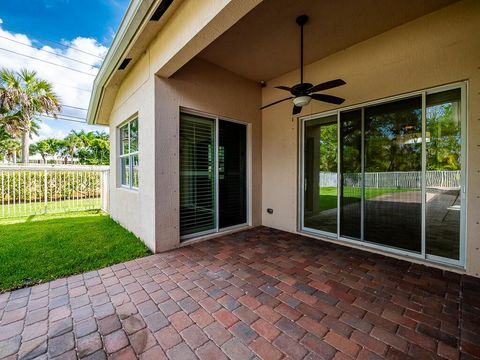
301, 83, 465, 266
180, 114, 216, 237
219, 120, 247, 228
303, 115, 338, 234
180, 112, 248, 240
425, 89, 463, 260
339, 110, 362, 239
364, 96, 422, 252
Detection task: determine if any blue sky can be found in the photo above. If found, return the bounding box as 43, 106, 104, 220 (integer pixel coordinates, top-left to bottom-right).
0, 0, 130, 141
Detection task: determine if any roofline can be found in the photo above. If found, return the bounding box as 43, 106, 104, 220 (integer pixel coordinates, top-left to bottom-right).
87, 0, 161, 125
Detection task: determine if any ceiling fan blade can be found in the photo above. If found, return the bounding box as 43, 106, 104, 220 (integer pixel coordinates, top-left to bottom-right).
309, 79, 346, 93
260, 96, 293, 110
275, 86, 292, 92
293, 105, 302, 115
311, 93, 345, 105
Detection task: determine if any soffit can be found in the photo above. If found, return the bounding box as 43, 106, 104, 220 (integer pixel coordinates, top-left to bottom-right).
198, 0, 459, 82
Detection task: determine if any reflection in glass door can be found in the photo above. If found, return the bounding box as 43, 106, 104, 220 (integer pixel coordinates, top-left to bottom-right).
180, 114, 216, 238
303, 115, 338, 234
426, 89, 462, 260
301, 83, 465, 266
339, 110, 362, 239
364, 97, 423, 252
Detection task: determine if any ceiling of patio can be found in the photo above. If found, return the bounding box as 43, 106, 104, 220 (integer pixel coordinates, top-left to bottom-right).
198, 0, 459, 82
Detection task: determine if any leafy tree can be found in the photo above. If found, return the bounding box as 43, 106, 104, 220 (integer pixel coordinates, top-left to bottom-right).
0, 137, 21, 164
0, 68, 61, 164
75, 130, 109, 165
30, 138, 61, 163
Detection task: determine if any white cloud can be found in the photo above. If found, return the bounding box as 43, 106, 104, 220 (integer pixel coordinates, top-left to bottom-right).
31, 122, 68, 142
0, 20, 108, 139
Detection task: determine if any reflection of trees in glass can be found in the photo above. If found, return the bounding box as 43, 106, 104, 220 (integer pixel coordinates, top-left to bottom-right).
427, 103, 460, 171
365, 104, 422, 173
319, 123, 337, 172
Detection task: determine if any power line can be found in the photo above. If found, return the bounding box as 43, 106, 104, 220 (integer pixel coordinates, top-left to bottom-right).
43, 114, 87, 124
62, 104, 88, 111
51, 82, 91, 93
32, 37, 105, 60
0, 47, 97, 76
0, 35, 101, 69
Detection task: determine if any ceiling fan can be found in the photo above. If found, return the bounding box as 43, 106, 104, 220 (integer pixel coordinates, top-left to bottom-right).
261, 15, 346, 115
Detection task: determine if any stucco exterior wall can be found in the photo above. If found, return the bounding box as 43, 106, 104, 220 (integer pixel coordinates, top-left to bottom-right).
154, 58, 262, 251
108, 53, 157, 252
108, 49, 261, 253
261, 0, 480, 275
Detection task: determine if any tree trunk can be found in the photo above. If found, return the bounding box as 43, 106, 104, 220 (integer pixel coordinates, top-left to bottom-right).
21, 131, 30, 164
13, 151, 17, 164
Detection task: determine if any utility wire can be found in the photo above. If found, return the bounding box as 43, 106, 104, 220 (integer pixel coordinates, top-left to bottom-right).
62, 104, 88, 111
32, 37, 105, 60
43, 114, 87, 123
0, 47, 97, 76
0, 35, 101, 69
52, 82, 92, 93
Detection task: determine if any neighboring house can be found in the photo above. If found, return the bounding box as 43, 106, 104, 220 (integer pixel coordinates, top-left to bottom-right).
29, 153, 79, 164
87, 0, 480, 277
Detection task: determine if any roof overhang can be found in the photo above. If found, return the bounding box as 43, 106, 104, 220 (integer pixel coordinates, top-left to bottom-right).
87, 0, 179, 125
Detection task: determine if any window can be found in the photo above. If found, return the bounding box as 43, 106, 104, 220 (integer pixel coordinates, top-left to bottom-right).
119, 118, 139, 189
300, 83, 465, 267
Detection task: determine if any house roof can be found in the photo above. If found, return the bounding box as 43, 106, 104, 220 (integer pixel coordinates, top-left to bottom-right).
87, 0, 178, 125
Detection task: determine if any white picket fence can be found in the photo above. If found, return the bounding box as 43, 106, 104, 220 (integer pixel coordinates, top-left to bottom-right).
320, 170, 460, 189
0, 164, 109, 218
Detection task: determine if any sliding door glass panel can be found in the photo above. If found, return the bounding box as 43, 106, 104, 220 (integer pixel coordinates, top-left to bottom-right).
339, 110, 362, 239
426, 89, 462, 260
180, 114, 216, 238
218, 120, 247, 229
303, 115, 338, 234
364, 97, 422, 252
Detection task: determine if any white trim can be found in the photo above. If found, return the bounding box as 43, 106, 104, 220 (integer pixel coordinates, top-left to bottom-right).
118, 117, 139, 190
215, 116, 219, 232
180, 224, 254, 247
421, 92, 427, 257
298, 81, 467, 269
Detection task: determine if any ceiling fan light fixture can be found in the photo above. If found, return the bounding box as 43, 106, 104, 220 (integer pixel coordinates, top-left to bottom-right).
293, 95, 311, 107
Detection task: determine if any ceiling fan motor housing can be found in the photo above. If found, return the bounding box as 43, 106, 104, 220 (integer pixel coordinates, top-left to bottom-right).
293, 96, 312, 107
291, 83, 313, 96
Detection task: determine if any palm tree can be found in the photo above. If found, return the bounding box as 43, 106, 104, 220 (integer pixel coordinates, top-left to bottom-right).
0, 138, 21, 164
0, 69, 61, 164
62, 131, 83, 163
30, 138, 60, 164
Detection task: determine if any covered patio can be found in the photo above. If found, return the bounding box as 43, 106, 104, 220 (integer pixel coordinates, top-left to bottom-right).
1, 227, 479, 359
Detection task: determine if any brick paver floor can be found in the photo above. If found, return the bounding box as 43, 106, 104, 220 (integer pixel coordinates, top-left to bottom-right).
1, 227, 479, 359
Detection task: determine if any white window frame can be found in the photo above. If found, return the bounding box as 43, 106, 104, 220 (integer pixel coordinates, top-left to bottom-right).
118, 117, 139, 190
179, 108, 252, 242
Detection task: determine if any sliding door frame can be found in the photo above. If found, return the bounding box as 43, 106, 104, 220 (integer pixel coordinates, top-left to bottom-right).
298, 81, 467, 268
180, 108, 251, 241
299, 109, 339, 239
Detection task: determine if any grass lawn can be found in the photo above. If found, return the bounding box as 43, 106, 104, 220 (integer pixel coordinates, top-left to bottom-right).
1, 198, 101, 218
0, 211, 150, 291
318, 186, 413, 211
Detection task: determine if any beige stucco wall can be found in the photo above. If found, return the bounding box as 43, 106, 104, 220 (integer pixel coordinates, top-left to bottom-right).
108, 53, 157, 252
154, 58, 262, 251
262, 0, 480, 276
108, 51, 261, 253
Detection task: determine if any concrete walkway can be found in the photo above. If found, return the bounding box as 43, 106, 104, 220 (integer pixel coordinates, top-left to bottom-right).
0, 227, 479, 359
